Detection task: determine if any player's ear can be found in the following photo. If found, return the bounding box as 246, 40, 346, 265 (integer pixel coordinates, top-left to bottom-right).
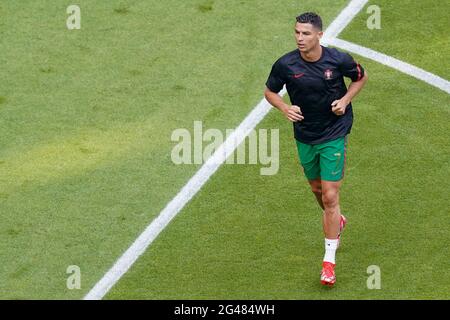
317, 31, 324, 39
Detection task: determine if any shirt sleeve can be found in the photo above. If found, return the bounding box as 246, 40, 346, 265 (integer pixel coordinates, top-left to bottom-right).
340, 52, 365, 82
265, 60, 286, 93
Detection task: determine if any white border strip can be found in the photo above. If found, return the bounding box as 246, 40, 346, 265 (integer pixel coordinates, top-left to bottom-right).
328, 38, 450, 94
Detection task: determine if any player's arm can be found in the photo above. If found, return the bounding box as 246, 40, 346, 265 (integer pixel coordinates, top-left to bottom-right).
265, 87, 304, 122
265, 60, 303, 122
332, 53, 369, 116
331, 71, 368, 115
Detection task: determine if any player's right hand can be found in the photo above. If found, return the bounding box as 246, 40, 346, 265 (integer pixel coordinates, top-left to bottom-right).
284, 105, 304, 122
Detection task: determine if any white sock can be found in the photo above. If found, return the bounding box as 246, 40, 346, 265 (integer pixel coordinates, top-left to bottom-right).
323, 238, 339, 264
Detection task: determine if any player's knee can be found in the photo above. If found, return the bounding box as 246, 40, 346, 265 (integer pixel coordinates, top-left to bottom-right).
322, 190, 338, 208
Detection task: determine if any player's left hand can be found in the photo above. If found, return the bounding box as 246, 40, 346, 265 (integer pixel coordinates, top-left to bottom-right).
331, 99, 349, 116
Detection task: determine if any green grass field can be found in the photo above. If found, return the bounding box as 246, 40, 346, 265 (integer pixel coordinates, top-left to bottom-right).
0, 0, 449, 299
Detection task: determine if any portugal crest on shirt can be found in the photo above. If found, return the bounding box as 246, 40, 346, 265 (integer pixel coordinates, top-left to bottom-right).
324, 69, 333, 80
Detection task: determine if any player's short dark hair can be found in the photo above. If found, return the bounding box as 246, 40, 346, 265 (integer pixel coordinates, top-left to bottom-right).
296, 12, 323, 30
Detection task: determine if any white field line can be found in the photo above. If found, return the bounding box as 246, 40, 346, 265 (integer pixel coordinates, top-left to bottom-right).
328, 38, 450, 94
321, 0, 369, 42
84, 0, 448, 300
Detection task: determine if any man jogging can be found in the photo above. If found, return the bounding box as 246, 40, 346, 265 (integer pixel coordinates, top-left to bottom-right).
264, 12, 368, 286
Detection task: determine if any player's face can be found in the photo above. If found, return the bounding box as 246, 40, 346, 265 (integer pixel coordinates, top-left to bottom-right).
294, 22, 323, 53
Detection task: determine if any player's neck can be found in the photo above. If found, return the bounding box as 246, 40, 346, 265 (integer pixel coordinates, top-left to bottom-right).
300, 45, 322, 62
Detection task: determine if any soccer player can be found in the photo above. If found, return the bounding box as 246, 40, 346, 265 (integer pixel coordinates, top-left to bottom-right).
264, 12, 368, 286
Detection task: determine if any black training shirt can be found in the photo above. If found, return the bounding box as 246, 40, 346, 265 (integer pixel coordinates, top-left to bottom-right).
266, 46, 364, 145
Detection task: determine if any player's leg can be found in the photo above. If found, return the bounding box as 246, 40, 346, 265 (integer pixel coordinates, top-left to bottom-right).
320, 136, 347, 239
308, 178, 324, 210
317, 136, 347, 286
295, 140, 321, 206
309, 178, 346, 247
321, 180, 342, 239
319, 180, 342, 286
